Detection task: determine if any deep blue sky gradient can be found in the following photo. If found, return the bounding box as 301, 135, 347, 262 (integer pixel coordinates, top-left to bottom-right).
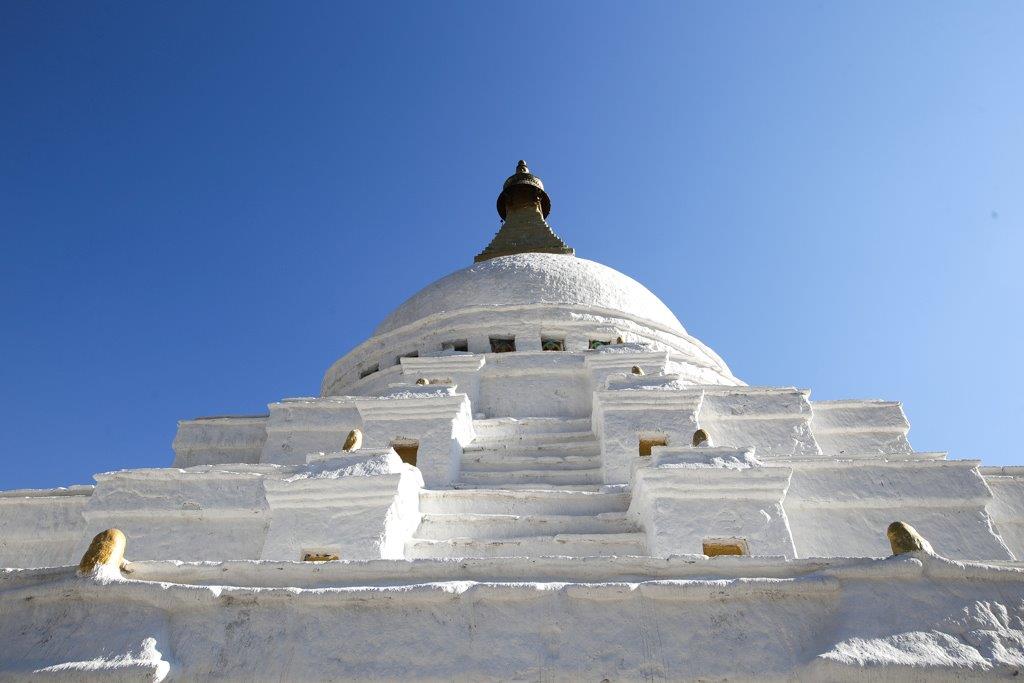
2, 2, 1022, 489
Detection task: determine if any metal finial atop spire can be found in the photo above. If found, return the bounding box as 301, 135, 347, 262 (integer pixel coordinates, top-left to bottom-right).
496, 159, 551, 220
475, 160, 574, 263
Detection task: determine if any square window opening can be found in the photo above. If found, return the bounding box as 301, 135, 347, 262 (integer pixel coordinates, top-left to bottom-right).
541, 337, 566, 352
639, 436, 667, 457
441, 340, 468, 352
390, 439, 419, 466
302, 549, 340, 562
703, 538, 748, 557
489, 336, 516, 353
589, 339, 614, 350
396, 351, 419, 366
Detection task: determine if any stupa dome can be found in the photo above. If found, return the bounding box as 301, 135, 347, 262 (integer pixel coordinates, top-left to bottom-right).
318, 161, 739, 394
375, 252, 686, 336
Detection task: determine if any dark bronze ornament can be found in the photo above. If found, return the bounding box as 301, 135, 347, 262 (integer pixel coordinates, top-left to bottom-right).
496, 160, 551, 219
475, 160, 575, 263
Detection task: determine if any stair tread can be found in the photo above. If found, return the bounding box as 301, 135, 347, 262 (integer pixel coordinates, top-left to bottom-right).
460, 467, 601, 476
461, 456, 600, 472
420, 488, 625, 499
405, 533, 647, 558
472, 417, 592, 429
417, 511, 630, 524
408, 533, 645, 550
464, 444, 599, 456
414, 513, 638, 540
459, 477, 601, 487
463, 451, 600, 460
458, 476, 602, 487
420, 512, 629, 521
468, 432, 597, 442
419, 488, 629, 507
411, 532, 644, 543
451, 483, 603, 491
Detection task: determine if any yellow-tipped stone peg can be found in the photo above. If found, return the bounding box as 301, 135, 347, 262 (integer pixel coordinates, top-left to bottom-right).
887, 521, 933, 555
343, 428, 363, 452
78, 528, 128, 575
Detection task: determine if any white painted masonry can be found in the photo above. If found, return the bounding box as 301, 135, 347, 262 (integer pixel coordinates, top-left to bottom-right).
2, 163, 1022, 679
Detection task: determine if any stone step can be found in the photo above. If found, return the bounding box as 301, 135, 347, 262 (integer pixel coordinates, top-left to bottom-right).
452, 483, 603, 492
461, 452, 601, 471
463, 438, 599, 454
418, 489, 630, 515
415, 512, 636, 540
471, 417, 593, 440
458, 468, 603, 487
405, 532, 647, 559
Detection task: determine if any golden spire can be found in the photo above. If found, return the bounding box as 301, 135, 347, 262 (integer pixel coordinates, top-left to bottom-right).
475, 160, 574, 263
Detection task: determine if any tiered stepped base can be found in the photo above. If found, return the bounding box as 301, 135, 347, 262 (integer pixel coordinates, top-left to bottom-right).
407, 417, 645, 559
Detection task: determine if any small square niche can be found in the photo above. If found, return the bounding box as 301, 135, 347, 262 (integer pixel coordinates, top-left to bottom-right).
389, 439, 419, 466
396, 351, 419, 365
489, 336, 516, 353
541, 337, 565, 352
302, 550, 339, 562
703, 538, 748, 557
441, 339, 468, 352
589, 339, 614, 350
639, 436, 667, 457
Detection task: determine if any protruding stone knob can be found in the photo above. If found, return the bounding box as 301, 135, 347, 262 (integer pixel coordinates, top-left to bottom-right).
887, 521, 933, 555
78, 528, 128, 576
343, 428, 363, 452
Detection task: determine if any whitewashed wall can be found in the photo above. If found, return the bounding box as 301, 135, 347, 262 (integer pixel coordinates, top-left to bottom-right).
0, 487, 92, 568
981, 466, 1024, 560
785, 458, 1011, 560
171, 415, 268, 467
5, 553, 1024, 680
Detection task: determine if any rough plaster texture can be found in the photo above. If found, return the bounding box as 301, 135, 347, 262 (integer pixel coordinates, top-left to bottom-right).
261, 451, 423, 560
785, 459, 1011, 560
376, 253, 687, 335
261, 399, 362, 466
0, 487, 92, 568
4, 247, 1024, 679
320, 253, 738, 394
171, 415, 268, 468
84, 467, 270, 562
476, 352, 590, 418
698, 387, 819, 457
810, 399, 913, 455
629, 446, 797, 558
4, 553, 1024, 680
981, 467, 1024, 560
355, 387, 475, 487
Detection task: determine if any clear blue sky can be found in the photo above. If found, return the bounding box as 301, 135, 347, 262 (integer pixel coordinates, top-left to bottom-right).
2, 2, 1022, 489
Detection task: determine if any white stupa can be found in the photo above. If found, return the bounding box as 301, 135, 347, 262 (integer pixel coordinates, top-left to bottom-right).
3, 162, 1024, 680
